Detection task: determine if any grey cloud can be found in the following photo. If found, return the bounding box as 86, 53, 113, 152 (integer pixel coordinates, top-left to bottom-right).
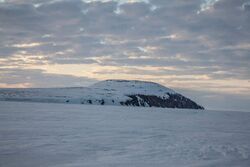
0, 1, 249, 91
0, 68, 97, 87
0, 46, 20, 57
119, 2, 151, 17
242, 1, 250, 11
175, 88, 250, 111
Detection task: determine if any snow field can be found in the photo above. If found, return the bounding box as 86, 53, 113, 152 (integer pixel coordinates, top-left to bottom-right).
0, 101, 250, 167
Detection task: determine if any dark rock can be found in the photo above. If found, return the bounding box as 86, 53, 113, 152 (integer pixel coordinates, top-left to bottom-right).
100, 99, 105, 105
121, 93, 204, 109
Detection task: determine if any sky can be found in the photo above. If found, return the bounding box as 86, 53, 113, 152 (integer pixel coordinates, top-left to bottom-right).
0, 0, 250, 111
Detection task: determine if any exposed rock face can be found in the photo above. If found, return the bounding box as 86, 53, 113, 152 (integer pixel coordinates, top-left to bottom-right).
120, 94, 204, 109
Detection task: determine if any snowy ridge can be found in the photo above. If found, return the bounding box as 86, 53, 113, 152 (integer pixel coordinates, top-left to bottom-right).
91, 80, 176, 97
0, 80, 204, 109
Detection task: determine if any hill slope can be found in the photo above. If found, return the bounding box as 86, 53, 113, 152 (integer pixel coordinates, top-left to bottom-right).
0, 80, 204, 109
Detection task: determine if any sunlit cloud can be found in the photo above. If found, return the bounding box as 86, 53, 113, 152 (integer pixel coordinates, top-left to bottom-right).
0, 83, 33, 88
137, 46, 158, 53
42, 34, 53, 38
11, 43, 43, 48
158, 34, 179, 40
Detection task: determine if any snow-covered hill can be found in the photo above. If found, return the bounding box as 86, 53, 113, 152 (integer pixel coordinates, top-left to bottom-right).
0, 80, 204, 109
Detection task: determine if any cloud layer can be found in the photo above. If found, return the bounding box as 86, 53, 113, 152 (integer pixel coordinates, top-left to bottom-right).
0, 0, 250, 110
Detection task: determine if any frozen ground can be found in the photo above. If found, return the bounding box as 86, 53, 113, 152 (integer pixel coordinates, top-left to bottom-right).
0, 101, 250, 167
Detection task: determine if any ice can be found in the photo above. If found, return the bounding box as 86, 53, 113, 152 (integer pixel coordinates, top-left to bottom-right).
0, 101, 250, 167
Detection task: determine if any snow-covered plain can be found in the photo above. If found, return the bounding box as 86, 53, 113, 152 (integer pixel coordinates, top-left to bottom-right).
0, 101, 250, 167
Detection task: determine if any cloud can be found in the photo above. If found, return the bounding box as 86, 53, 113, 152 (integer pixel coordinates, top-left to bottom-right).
0, 0, 250, 110
242, 1, 250, 11
176, 88, 250, 111
0, 68, 97, 88
197, 0, 220, 14
11, 42, 43, 48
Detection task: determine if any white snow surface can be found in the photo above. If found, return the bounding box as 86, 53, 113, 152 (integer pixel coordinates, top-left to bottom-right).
0, 80, 176, 106
91, 80, 175, 96
0, 101, 250, 167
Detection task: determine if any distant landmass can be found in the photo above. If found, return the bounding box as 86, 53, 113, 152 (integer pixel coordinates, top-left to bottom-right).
0, 80, 204, 109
